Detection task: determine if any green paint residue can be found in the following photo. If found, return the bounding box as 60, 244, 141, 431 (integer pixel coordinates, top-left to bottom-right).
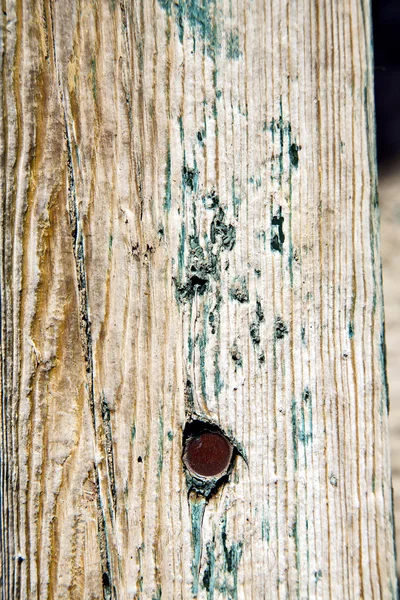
256, 299, 264, 322
164, 140, 172, 211
188, 307, 194, 362
158, 413, 164, 478
178, 114, 184, 143
269, 116, 276, 141
137, 543, 145, 592
261, 518, 270, 543
209, 311, 216, 334
152, 586, 162, 600
190, 497, 206, 596
291, 390, 313, 470
226, 29, 241, 59
158, 0, 220, 60
249, 324, 260, 345
214, 348, 223, 398
158, 0, 172, 13
183, 165, 199, 192
268, 100, 298, 187
389, 579, 396, 600
291, 398, 298, 471
380, 324, 390, 413
197, 129, 206, 145
289, 143, 299, 168
176, 235, 209, 302
348, 321, 355, 339
249, 176, 262, 188
178, 223, 186, 279
271, 206, 285, 253
229, 276, 249, 303
249, 299, 265, 347
212, 67, 219, 120
231, 175, 241, 218
275, 316, 288, 340
230, 342, 243, 369
175, 204, 235, 304
279, 100, 284, 184
199, 305, 210, 401
221, 514, 243, 600
210, 208, 236, 250
74, 142, 80, 167
202, 540, 216, 599
329, 474, 338, 487
287, 127, 294, 291
202, 189, 219, 209
298, 388, 313, 447
289, 517, 300, 576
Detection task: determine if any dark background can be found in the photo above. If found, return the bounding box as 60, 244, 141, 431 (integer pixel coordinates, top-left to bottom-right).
373, 0, 400, 167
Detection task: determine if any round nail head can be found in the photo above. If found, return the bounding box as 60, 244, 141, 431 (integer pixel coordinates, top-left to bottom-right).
183, 431, 233, 478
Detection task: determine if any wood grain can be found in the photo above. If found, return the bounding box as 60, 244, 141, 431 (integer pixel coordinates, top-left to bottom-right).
0, 0, 396, 598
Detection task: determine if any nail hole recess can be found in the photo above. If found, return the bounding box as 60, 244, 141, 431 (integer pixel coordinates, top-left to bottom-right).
182, 420, 237, 496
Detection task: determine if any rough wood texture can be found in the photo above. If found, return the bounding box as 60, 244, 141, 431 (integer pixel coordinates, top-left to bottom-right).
0, 0, 396, 598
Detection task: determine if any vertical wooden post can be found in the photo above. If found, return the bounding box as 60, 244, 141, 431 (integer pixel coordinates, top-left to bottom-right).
1, 0, 396, 597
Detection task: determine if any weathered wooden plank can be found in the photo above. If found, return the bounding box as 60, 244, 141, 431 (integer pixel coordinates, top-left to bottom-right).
0, 0, 396, 598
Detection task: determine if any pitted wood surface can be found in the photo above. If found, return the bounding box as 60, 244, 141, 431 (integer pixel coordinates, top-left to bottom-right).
0, 1, 396, 598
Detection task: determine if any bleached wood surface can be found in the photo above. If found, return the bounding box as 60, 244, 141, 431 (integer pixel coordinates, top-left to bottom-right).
0, 0, 396, 598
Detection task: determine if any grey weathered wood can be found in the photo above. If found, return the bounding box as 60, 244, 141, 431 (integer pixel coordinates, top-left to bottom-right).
0, 0, 396, 598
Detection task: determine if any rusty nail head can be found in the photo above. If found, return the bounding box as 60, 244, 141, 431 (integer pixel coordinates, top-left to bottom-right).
183, 430, 233, 479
